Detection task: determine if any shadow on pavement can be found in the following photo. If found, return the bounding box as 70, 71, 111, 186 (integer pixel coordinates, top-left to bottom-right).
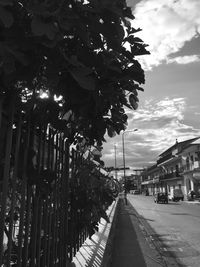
110, 198, 147, 267
130, 200, 200, 267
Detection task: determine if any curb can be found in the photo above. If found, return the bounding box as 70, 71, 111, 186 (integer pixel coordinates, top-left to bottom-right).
100, 197, 120, 267
184, 200, 200, 204
70, 197, 120, 267
128, 199, 181, 267
128, 200, 168, 267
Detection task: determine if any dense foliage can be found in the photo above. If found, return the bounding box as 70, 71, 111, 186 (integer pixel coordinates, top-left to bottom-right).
70, 155, 119, 237
0, 0, 149, 146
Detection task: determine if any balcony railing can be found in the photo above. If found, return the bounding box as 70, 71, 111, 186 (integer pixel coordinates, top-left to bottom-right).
157, 153, 172, 165
160, 171, 180, 180
180, 161, 200, 173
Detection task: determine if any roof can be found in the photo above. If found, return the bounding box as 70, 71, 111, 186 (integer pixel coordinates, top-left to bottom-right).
159, 136, 200, 157
177, 137, 200, 154
190, 138, 200, 145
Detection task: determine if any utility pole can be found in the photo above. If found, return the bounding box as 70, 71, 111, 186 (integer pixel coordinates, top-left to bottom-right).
114, 144, 117, 180
122, 129, 138, 204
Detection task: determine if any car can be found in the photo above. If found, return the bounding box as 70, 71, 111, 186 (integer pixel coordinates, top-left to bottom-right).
187, 190, 196, 201
133, 189, 140, 195
168, 189, 184, 202
154, 192, 168, 204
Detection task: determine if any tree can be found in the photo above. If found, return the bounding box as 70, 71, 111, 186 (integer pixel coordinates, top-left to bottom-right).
0, 0, 149, 145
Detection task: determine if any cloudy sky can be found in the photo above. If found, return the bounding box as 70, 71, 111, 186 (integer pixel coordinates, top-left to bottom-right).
101, 0, 200, 175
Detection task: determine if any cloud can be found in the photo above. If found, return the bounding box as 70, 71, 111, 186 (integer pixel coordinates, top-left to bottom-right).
102, 97, 200, 171
167, 55, 200, 64
132, 0, 200, 69
129, 97, 185, 124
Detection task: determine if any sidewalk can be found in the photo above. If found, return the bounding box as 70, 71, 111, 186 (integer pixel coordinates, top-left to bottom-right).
70, 194, 200, 267
70, 198, 119, 267
70, 195, 168, 267
184, 199, 200, 204
109, 197, 166, 267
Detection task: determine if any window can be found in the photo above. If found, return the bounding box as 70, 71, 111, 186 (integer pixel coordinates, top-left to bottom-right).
175, 164, 179, 176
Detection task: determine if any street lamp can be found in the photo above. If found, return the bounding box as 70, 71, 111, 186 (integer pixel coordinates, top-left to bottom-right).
122, 129, 138, 203
114, 144, 117, 180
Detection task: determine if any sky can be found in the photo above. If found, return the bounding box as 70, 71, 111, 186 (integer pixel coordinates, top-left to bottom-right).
101, 0, 200, 175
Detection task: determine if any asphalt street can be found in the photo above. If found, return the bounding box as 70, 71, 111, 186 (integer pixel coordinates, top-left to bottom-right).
128, 194, 200, 267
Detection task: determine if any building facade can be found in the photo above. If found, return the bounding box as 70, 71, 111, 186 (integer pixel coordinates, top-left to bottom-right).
141, 137, 200, 199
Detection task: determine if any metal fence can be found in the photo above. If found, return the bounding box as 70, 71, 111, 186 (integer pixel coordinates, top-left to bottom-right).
0, 96, 113, 266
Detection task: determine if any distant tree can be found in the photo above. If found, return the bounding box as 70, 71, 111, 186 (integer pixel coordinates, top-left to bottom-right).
0, 0, 149, 145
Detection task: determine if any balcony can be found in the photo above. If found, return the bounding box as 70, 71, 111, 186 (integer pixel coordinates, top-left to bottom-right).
160, 171, 180, 180
157, 153, 172, 165
180, 161, 200, 173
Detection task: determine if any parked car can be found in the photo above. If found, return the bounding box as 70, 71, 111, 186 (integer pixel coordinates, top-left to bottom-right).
168, 189, 184, 202
187, 190, 196, 201
131, 189, 140, 194
154, 192, 168, 204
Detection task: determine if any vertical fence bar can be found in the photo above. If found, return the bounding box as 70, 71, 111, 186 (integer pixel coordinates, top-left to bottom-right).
6, 114, 22, 267
30, 125, 42, 267
54, 134, 60, 266
59, 136, 64, 267
22, 122, 36, 266
69, 148, 76, 262
64, 140, 70, 266
56, 134, 61, 267
46, 126, 54, 267
50, 131, 57, 267
36, 124, 47, 267
0, 96, 15, 266
54, 182, 59, 266
49, 127, 56, 267
22, 184, 32, 267
17, 119, 31, 267
46, 195, 53, 267
49, 131, 59, 266
36, 198, 43, 267
42, 198, 48, 267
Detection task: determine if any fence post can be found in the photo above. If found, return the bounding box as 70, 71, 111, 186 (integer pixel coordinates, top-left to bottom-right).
6, 114, 22, 267
0, 96, 15, 266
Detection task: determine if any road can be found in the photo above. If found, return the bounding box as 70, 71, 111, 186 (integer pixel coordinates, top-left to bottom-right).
127, 194, 200, 267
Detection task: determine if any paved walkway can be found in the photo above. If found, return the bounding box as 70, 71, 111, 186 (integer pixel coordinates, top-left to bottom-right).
70, 194, 200, 267
70, 199, 118, 267
110, 197, 166, 267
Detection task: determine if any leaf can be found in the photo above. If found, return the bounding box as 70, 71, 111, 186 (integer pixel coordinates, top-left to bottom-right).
31, 17, 58, 40
107, 125, 116, 138
0, 0, 13, 6
124, 35, 143, 45
123, 7, 135, 19
27, 2, 53, 17
0, 6, 13, 28
3, 54, 15, 74
124, 62, 145, 84
129, 94, 138, 110
70, 67, 95, 91
5, 45, 28, 66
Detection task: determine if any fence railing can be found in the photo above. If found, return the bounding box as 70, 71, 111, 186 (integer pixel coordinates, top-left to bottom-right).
0, 96, 115, 266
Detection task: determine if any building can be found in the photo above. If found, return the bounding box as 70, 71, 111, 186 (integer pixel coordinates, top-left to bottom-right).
179, 138, 200, 196
141, 165, 159, 195
125, 169, 144, 192
141, 137, 200, 199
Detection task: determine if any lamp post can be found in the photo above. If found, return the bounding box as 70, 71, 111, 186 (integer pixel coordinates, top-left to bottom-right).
114, 144, 117, 180
122, 129, 138, 203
